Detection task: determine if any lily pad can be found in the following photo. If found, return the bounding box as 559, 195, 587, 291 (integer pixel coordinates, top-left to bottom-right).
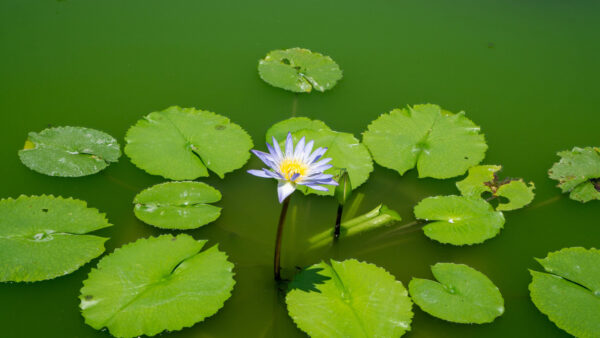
286, 259, 413, 338
409, 263, 504, 324
124, 106, 253, 180
414, 195, 505, 245
456, 165, 535, 211
258, 47, 342, 93
18, 126, 121, 177
363, 104, 487, 179
80, 234, 235, 338
549, 147, 600, 202
134, 181, 222, 230
266, 117, 373, 195
0, 195, 111, 282
529, 247, 600, 338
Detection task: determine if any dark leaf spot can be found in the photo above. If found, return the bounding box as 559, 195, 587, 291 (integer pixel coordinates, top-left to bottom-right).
42, 208, 49, 213
85, 295, 93, 300
215, 125, 226, 130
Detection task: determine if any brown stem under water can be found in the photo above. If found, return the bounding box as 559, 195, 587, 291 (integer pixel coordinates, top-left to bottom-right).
333, 204, 343, 239
274, 196, 291, 281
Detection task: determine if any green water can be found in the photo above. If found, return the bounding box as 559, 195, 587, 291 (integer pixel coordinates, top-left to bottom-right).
1, 0, 599, 337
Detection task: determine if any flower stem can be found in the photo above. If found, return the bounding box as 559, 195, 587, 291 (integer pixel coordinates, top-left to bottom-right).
334, 204, 343, 239
274, 196, 291, 281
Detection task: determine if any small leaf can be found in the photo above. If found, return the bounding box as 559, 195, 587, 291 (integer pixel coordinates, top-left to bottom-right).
456, 165, 501, 197
80, 234, 235, 338
495, 180, 535, 211
134, 181, 222, 230
363, 104, 487, 179
286, 259, 413, 337
18, 126, 121, 177
124, 106, 253, 180
414, 195, 505, 245
266, 117, 373, 196
0, 195, 111, 282
334, 168, 352, 205
529, 247, 600, 338
409, 263, 504, 324
258, 47, 343, 93
548, 146, 600, 202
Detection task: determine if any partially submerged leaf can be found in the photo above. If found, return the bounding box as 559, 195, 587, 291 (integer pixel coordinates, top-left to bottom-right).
266, 117, 373, 195
80, 234, 235, 338
18, 126, 121, 177
414, 195, 505, 245
495, 180, 535, 211
134, 181, 222, 230
286, 259, 413, 337
409, 263, 504, 324
363, 104, 487, 179
0, 195, 111, 282
125, 106, 253, 180
258, 47, 342, 93
548, 147, 600, 202
456, 165, 501, 198
529, 247, 600, 338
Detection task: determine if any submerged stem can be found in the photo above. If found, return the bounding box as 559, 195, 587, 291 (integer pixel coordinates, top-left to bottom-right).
274, 196, 291, 281
334, 204, 343, 239
291, 94, 298, 116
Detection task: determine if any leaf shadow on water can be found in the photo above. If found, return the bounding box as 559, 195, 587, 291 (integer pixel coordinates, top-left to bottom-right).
287, 267, 331, 293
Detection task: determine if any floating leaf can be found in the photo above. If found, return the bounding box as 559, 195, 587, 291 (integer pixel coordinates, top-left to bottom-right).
409, 263, 504, 324
266, 117, 373, 195
414, 195, 505, 245
134, 181, 222, 230
529, 247, 600, 338
18, 126, 121, 177
456, 165, 535, 211
80, 234, 235, 338
286, 259, 413, 337
124, 106, 253, 180
258, 47, 342, 93
363, 104, 487, 179
549, 147, 600, 202
0, 195, 111, 282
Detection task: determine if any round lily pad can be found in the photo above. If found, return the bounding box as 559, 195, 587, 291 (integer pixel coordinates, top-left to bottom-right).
363, 104, 487, 179
529, 247, 600, 338
414, 195, 505, 245
286, 259, 413, 338
258, 47, 343, 93
124, 106, 253, 180
80, 234, 235, 338
409, 263, 504, 324
548, 146, 600, 202
18, 126, 121, 177
0, 195, 111, 282
134, 181, 222, 230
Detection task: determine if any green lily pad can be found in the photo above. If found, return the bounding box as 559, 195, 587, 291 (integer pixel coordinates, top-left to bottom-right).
456, 165, 535, 211
414, 195, 505, 245
363, 104, 487, 179
18, 126, 121, 177
258, 47, 342, 93
409, 263, 504, 324
529, 247, 600, 338
266, 117, 373, 195
549, 147, 600, 202
134, 181, 222, 230
286, 259, 413, 338
124, 106, 253, 180
80, 234, 235, 338
0, 195, 111, 282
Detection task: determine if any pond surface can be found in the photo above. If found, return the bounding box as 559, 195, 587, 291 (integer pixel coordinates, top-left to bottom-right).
1, 0, 599, 337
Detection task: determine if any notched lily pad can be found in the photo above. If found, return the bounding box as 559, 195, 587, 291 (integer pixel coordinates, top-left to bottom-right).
258, 47, 342, 93
80, 234, 235, 338
134, 181, 222, 230
18, 126, 121, 177
0, 195, 111, 282
124, 106, 253, 180
456, 165, 535, 211
548, 147, 600, 202
363, 104, 487, 179
409, 263, 504, 324
286, 259, 413, 338
529, 247, 600, 338
414, 195, 505, 245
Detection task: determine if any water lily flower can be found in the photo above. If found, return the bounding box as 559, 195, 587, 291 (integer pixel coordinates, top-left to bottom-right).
248, 133, 339, 202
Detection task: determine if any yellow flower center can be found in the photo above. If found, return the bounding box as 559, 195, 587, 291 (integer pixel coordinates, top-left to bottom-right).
279, 158, 308, 181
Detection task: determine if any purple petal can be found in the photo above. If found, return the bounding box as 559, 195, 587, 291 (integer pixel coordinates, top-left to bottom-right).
247, 169, 272, 178
277, 181, 296, 203
303, 140, 314, 160
291, 173, 300, 181
271, 136, 283, 159
285, 132, 294, 158
262, 169, 283, 179
294, 136, 306, 159
252, 150, 277, 169
304, 184, 330, 191
307, 147, 327, 164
